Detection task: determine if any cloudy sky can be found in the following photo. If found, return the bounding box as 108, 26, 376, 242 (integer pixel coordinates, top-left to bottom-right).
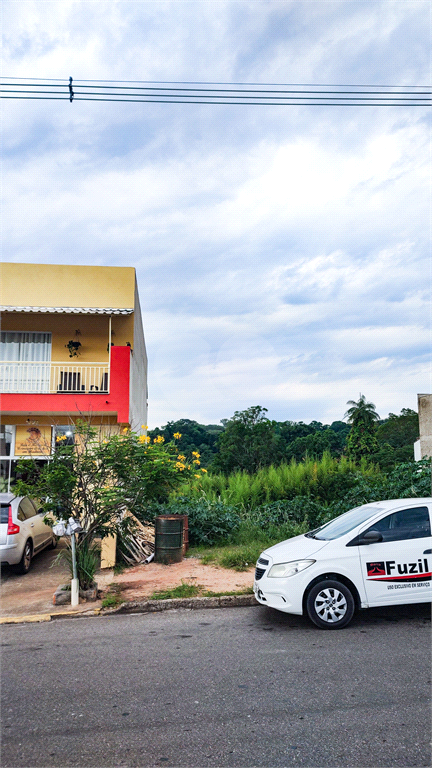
3, 0, 431, 428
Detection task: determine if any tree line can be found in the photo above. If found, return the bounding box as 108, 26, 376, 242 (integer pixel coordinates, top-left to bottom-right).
148, 396, 419, 474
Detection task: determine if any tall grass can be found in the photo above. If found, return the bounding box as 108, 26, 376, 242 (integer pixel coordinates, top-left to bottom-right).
176, 453, 379, 510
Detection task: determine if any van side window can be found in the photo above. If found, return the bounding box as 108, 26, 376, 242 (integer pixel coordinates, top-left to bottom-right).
365, 506, 431, 542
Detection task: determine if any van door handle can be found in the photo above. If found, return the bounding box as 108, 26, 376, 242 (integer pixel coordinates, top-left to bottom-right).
30, 523, 35, 527
423, 549, 431, 554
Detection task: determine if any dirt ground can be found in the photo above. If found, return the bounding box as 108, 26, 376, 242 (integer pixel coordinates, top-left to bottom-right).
99, 558, 255, 601
0, 541, 255, 617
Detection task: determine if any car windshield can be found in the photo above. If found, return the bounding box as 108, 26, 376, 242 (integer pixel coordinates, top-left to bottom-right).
306, 505, 384, 540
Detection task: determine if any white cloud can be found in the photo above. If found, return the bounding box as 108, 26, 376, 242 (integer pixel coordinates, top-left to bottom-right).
3, 0, 431, 427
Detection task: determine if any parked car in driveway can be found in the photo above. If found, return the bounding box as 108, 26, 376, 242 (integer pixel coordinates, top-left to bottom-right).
0, 493, 57, 573
254, 498, 432, 629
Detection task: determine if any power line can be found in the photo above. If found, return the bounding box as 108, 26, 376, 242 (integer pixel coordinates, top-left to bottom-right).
2, 76, 430, 87
1, 77, 430, 107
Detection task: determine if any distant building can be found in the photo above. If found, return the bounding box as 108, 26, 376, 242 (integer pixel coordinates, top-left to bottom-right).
414, 394, 432, 460
0, 262, 148, 493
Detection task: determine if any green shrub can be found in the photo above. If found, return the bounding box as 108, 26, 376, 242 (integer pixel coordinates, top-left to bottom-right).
53, 537, 100, 590
138, 497, 241, 547
248, 497, 323, 529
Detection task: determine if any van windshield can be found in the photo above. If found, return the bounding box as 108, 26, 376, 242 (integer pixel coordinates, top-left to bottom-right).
306, 505, 384, 541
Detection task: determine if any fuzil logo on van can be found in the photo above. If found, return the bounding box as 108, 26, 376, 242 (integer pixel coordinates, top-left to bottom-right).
366, 559, 431, 582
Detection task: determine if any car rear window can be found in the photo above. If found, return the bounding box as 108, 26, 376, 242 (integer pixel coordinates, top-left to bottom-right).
0, 504, 10, 524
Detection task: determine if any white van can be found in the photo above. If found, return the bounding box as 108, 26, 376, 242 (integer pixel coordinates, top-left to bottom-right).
254, 498, 432, 629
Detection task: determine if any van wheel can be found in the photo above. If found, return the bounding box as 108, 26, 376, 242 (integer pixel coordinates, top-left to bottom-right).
306, 580, 355, 629
50, 534, 58, 549
17, 540, 32, 574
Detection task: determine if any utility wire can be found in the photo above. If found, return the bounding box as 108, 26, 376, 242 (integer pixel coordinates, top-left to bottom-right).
1, 77, 430, 106
2, 76, 430, 87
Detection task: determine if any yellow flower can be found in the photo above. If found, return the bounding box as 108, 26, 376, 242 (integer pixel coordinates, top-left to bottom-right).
173, 432, 182, 440
138, 435, 147, 443
192, 451, 200, 458
194, 474, 201, 479
122, 427, 129, 433
141, 425, 148, 430
193, 459, 200, 466
176, 461, 186, 471
201, 468, 208, 473
153, 435, 165, 444
177, 454, 186, 461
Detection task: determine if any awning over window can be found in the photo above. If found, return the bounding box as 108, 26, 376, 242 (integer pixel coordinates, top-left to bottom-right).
0, 306, 134, 315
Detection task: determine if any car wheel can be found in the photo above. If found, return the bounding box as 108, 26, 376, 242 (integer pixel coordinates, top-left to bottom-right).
17, 539, 33, 574
50, 534, 58, 549
306, 579, 355, 629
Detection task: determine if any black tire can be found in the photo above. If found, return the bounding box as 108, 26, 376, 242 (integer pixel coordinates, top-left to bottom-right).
306, 579, 355, 630
50, 534, 58, 549
17, 539, 32, 574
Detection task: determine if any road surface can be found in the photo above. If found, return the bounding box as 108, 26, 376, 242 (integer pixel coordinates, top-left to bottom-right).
1, 603, 430, 767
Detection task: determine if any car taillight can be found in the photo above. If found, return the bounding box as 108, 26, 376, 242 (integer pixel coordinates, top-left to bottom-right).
7, 507, 20, 536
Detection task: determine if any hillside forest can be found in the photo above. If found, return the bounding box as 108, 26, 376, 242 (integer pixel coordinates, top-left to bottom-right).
148, 401, 419, 474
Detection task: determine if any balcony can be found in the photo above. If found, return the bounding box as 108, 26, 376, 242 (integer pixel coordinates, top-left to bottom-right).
0, 362, 110, 394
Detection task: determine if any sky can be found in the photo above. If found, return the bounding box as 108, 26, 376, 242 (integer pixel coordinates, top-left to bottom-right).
2, 0, 431, 429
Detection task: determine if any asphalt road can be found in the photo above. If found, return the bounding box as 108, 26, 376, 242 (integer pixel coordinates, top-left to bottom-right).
1, 603, 431, 768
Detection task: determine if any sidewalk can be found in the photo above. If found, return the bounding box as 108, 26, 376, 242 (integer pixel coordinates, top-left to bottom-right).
0, 542, 255, 621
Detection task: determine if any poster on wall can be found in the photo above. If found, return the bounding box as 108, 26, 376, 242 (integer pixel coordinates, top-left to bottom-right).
15, 426, 52, 456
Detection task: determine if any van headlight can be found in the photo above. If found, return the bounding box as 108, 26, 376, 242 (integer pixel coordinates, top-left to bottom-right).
267, 560, 315, 578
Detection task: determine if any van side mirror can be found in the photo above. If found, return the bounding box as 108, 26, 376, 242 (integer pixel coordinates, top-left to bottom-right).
359, 529, 383, 545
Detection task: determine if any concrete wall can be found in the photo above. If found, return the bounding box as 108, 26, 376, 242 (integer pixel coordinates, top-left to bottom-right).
129, 279, 148, 432
417, 394, 432, 459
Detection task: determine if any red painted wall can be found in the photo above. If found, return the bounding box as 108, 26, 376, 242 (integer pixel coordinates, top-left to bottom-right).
0, 346, 131, 424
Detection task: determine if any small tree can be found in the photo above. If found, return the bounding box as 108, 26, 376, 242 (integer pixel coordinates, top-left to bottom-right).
345, 394, 380, 461
14, 420, 206, 584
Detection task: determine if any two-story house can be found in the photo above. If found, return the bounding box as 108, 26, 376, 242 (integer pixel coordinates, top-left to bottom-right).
0, 262, 148, 493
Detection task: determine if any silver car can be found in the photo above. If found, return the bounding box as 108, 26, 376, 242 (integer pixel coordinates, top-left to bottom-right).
0, 493, 57, 573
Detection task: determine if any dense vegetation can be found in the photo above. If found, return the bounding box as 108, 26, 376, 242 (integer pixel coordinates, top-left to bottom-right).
144, 399, 425, 567
148, 401, 419, 472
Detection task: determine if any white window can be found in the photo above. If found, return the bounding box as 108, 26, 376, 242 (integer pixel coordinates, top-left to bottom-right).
0, 332, 52, 392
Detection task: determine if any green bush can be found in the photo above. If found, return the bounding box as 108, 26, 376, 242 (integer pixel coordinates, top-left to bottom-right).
248, 497, 324, 530
137, 497, 241, 547
53, 537, 100, 591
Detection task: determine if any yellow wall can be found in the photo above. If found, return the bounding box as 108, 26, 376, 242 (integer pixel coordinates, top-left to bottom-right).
110, 314, 135, 347
0, 263, 136, 310
1, 312, 113, 362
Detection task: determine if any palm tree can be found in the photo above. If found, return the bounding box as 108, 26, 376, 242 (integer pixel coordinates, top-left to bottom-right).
344, 394, 380, 426
344, 394, 380, 461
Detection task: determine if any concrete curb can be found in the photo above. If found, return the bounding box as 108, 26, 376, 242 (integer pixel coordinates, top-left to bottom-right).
106, 593, 258, 615
0, 594, 258, 624
0, 614, 52, 625
0, 608, 102, 625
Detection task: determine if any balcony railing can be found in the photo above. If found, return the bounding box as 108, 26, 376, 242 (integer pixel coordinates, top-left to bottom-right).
0, 362, 110, 394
